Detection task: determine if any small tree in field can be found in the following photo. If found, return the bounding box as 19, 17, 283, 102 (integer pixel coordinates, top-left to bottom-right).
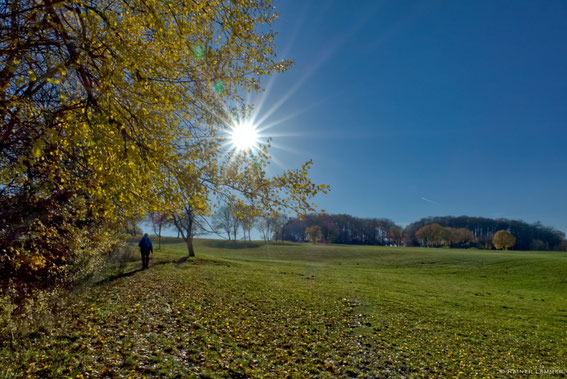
272, 215, 289, 243
256, 215, 274, 243
305, 226, 322, 244
493, 230, 516, 250
151, 212, 169, 250
234, 204, 255, 242
212, 206, 237, 241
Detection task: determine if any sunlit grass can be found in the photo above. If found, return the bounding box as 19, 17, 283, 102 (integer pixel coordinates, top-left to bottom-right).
1, 239, 565, 377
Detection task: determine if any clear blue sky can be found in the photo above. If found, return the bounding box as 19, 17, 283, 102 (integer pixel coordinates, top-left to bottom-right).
251, 0, 567, 233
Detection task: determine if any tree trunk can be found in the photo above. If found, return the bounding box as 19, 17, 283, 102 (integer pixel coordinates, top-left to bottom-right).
158, 225, 162, 250
186, 237, 195, 257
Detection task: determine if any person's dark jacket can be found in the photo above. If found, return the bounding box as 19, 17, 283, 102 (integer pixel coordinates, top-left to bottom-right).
139, 236, 153, 252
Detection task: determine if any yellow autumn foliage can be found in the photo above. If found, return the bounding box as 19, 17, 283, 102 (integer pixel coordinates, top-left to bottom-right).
1, 0, 328, 287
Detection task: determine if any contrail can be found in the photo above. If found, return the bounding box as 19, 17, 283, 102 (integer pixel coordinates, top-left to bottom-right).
421, 197, 440, 206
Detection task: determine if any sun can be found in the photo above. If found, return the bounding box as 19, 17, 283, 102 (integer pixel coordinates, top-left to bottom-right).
230, 121, 259, 151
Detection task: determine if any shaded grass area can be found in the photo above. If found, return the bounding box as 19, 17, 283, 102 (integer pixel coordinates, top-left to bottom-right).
1, 239, 566, 377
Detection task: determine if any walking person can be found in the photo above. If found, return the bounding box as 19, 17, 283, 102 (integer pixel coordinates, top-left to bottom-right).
138, 233, 153, 269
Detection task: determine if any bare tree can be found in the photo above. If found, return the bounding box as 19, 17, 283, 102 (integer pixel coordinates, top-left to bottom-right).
171, 206, 210, 257
272, 215, 289, 243
125, 216, 143, 236
236, 204, 255, 242
230, 212, 240, 241
212, 206, 236, 241
150, 212, 169, 250
256, 216, 274, 243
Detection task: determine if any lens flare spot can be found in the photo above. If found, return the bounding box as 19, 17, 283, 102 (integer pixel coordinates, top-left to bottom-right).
214, 80, 224, 93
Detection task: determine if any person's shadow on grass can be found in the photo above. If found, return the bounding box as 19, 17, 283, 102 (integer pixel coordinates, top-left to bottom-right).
95, 268, 143, 285
95, 259, 175, 285
175, 256, 188, 265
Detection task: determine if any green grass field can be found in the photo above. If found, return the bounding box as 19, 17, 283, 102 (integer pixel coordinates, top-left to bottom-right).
2, 239, 566, 377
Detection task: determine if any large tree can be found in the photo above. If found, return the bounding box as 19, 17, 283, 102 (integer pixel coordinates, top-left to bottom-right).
1, 0, 328, 285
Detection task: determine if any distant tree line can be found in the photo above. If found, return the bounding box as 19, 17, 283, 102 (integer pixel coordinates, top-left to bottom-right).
405, 216, 565, 251
280, 214, 567, 251
283, 214, 395, 245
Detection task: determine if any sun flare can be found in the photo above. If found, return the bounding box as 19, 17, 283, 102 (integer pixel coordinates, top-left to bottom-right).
230, 121, 259, 151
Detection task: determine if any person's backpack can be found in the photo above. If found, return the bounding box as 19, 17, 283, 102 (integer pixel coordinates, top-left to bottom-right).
139, 237, 151, 250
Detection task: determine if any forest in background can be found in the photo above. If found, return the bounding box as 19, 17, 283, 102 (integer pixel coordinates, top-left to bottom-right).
279, 214, 567, 251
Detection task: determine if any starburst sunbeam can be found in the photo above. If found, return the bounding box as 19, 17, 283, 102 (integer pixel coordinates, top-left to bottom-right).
229, 121, 259, 151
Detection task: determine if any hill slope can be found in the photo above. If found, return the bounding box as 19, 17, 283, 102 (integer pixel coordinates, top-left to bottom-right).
2, 240, 566, 377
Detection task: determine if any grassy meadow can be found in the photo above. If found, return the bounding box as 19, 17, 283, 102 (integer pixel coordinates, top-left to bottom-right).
1, 238, 566, 377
